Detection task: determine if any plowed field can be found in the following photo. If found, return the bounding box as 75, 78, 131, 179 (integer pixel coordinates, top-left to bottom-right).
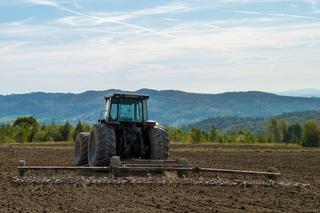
0, 143, 319, 212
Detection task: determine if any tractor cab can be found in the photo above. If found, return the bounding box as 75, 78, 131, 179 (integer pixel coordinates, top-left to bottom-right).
101, 93, 149, 123
97, 93, 160, 160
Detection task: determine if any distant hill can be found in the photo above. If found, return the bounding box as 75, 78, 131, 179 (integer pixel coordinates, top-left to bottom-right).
184, 111, 320, 134
1, 89, 320, 125
277, 89, 320, 97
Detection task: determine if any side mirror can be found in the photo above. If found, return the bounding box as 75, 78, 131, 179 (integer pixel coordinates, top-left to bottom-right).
99, 110, 108, 122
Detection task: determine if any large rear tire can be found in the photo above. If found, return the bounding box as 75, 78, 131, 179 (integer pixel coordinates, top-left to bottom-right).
148, 125, 169, 160
88, 124, 116, 167
74, 132, 90, 166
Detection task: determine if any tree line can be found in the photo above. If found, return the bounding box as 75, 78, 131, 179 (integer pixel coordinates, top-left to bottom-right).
0, 116, 90, 143
168, 118, 320, 147
0, 116, 320, 147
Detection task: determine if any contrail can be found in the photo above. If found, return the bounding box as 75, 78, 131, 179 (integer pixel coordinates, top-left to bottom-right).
225, 9, 317, 20
223, 47, 278, 64
60, 6, 176, 38
0, 42, 28, 52
25, 0, 176, 38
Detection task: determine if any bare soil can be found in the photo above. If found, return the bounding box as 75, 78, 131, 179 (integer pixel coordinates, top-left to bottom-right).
0, 143, 319, 213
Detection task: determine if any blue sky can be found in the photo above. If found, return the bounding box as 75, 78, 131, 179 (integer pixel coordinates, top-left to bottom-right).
0, 0, 320, 94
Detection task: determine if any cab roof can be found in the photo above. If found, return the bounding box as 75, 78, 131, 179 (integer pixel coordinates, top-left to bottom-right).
104, 93, 149, 100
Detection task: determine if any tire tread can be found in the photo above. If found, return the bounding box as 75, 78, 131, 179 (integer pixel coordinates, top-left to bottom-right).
149, 125, 170, 159
74, 132, 90, 166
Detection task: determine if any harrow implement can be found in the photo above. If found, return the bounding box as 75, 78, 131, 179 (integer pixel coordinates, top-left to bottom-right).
17, 157, 281, 180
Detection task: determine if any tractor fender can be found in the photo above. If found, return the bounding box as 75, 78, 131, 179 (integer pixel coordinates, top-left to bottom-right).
145, 120, 158, 127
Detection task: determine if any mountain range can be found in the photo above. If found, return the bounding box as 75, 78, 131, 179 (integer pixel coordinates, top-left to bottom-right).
1, 89, 320, 126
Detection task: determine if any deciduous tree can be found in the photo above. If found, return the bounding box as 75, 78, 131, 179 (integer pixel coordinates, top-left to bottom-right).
303, 120, 320, 147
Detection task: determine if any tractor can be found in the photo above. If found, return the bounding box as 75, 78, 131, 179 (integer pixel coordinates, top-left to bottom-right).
74, 93, 169, 167
17, 93, 281, 180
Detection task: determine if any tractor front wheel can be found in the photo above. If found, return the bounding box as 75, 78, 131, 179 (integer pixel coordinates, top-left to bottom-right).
74, 132, 90, 166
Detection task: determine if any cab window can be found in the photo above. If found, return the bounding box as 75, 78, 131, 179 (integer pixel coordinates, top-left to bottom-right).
109, 98, 143, 122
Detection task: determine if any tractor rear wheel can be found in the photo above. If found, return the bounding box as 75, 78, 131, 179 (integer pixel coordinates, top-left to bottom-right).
74, 132, 90, 166
88, 124, 116, 167
148, 125, 169, 160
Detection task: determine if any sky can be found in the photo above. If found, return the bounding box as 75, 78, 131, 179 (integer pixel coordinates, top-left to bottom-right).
0, 0, 320, 95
